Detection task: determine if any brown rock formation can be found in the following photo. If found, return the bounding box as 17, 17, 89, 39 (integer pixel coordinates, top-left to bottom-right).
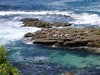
22, 18, 71, 28
65, 72, 74, 75
24, 27, 100, 53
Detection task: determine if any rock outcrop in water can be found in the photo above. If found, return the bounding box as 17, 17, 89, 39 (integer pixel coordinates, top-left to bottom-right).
24, 27, 100, 53
66, 72, 74, 75
22, 18, 100, 53
22, 18, 71, 28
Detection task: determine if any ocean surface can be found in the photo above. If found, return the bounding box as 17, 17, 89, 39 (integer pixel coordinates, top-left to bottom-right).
1, 0, 100, 75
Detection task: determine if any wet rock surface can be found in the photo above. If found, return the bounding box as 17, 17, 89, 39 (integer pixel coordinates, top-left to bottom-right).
24, 27, 100, 53
22, 18, 71, 28
66, 72, 74, 75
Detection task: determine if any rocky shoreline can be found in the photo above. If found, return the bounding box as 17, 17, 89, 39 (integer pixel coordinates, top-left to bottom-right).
22, 18, 71, 28
22, 18, 100, 75
22, 18, 100, 53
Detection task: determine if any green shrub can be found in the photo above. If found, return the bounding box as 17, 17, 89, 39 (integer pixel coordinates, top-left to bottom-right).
0, 46, 8, 64
0, 46, 21, 75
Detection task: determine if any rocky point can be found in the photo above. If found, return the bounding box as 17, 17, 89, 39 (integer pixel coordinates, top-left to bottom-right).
22, 18, 71, 28
22, 18, 100, 53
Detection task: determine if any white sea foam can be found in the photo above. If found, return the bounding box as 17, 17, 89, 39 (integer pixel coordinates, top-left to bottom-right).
21, 56, 48, 62
22, 37, 34, 45
0, 10, 71, 16
0, 10, 100, 45
2, 10, 98, 27
0, 27, 40, 45
71, 13, 100, 26
0, 19, 41, 45
34, 56, 48, 61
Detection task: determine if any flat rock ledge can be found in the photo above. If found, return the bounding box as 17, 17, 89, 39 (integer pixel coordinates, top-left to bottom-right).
22, 18, 71, 28
24, 27, 100, 53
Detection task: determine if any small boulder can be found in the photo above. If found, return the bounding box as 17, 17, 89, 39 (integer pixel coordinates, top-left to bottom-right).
24, 33, 34, 37
65, 72, 74, 75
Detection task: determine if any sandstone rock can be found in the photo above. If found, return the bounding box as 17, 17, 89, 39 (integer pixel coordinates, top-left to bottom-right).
53, 22, 71, 27
22, 18, 52, 28
65, 72, 74, 75
24, 27, 100, 53
22, 18, 71, 28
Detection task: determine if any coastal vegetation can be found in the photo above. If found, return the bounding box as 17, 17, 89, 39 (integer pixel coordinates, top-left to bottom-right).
0, 46, 20, 75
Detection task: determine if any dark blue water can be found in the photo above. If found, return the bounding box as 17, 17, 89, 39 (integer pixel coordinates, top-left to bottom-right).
1, 0, 100, 75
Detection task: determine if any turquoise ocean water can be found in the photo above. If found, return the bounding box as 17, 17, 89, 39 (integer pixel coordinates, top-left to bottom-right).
0, 0, 100, 75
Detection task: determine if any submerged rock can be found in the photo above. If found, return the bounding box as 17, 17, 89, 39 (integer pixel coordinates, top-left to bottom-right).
22, 18, 71, 28
65, 68, 100, 75
65, 72, 74, 75
24, 27, 100, 53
